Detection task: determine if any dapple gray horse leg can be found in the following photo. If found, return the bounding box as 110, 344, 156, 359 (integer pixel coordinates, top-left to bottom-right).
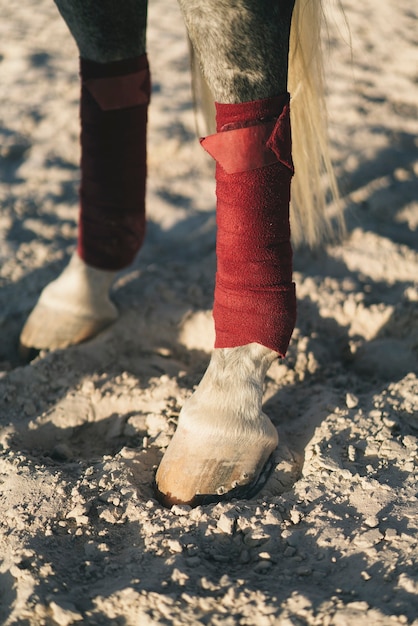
53, 0, 148, 62
20, 1, 149, 353
179, 0, 294, 103
155, 1, 296, 505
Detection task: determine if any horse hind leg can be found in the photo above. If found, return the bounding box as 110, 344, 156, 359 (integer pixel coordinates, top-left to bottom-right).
20, 0, 149, 354
52, 0, 148, 63
20, 254, 118, 355
155, 0, 296, 506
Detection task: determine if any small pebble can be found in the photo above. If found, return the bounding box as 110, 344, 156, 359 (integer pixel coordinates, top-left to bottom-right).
346, 393, 359, 409
243, 532, 270, 547
347, 445, 357, 462
384, 528, 398, 540
217, 513, 236, 535
171, 504, 191, 516
364, 516, 379, 528
296, 566, 312, 576
254, 560, 272, 573
167, 539, 183, 554
402, 435, 417, 450
289, 509, 302, 525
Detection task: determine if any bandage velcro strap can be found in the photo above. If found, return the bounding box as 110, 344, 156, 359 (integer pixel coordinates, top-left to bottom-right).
84, 69, 150, 111
201, 101, 294, 174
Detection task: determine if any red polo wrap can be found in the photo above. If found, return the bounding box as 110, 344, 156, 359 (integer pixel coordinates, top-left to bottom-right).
78, 54, 150, 270
201, 94, 296, 357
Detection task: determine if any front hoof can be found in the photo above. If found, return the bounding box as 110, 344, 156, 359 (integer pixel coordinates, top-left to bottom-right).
154, 453, 276, 508
154, 421, 278, 507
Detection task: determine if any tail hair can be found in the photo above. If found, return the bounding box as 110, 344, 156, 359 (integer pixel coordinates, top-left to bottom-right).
189, 0, 344, 247
288, 0, 344, 245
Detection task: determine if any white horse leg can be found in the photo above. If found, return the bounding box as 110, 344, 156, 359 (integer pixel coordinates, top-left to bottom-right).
20, 0, 149, 353
156, 0, 296, 505
156, 343, 279, 506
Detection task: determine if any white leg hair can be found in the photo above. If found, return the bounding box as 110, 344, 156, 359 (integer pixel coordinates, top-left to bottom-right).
20, 253, 117, 353
155, 343, 279, 506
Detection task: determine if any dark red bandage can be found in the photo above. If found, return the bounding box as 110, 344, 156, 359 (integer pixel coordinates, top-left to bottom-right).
78, 55, 150, 270
201, 94, 296, 357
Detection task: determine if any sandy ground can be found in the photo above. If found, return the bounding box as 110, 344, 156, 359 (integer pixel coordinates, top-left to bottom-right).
0, 0, 417, 624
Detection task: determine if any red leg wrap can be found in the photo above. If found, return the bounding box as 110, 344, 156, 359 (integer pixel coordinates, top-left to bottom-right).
201, 94, 296, 357
78, 55, 150, 270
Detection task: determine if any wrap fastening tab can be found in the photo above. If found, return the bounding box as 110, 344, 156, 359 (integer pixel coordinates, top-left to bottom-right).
200, 102, 294, 175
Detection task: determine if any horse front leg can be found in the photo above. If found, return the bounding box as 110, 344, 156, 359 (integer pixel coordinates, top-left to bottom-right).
156, 0, 296, 505
20, 0, 149, 353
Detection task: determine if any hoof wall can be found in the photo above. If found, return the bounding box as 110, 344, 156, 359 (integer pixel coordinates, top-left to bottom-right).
20, 303, 115, 355
154, 452, 276, 508
154, 421, 278, 508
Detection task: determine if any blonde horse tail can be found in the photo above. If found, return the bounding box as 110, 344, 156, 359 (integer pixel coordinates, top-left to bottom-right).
189, 0, 344, 247
189, 38, 216, 136
289, 0, 344, 246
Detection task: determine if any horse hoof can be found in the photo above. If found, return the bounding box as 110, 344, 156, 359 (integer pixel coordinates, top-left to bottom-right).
19, 303, 116, 355
154, 418, 278, 507
19, 253, 118, 356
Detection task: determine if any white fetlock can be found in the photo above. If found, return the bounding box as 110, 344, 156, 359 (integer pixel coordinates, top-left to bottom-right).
155, 342, 279, 506
20, 253, 118, 353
